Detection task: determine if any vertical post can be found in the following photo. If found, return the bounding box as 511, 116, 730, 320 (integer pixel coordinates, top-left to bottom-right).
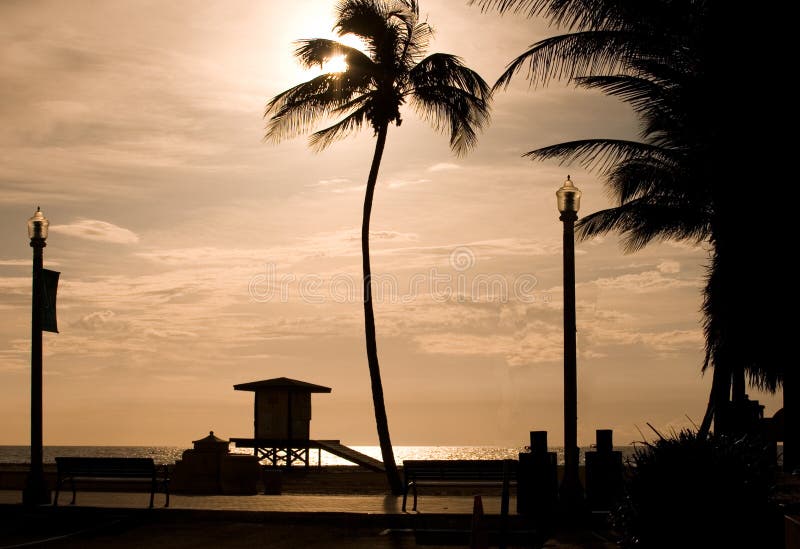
556, 176, 584, 516
23, 236, 50, 505
287, 391, 293, 468
559, 208, 583, 510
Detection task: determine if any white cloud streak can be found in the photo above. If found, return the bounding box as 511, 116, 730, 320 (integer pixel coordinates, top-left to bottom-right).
54, 219, 139, 244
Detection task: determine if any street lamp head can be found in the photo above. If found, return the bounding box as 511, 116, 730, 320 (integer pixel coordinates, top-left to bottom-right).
27, 207, 49, 241
556, 175, 581, 214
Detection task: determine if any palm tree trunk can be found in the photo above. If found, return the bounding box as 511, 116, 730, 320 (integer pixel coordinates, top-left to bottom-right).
698, 361, 730, 438
784, 365, 798, 472
361, 123, 403, 494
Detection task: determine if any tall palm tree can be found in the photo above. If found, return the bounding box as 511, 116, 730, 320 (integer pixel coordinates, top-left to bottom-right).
473, 0, 783, 439
266, 0, 490, 492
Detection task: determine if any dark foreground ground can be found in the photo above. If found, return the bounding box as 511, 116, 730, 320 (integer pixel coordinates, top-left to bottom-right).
8, 466, 797, 548
0, 505, 596, 549
0, 507, 419, 548
0, 504, 616, 549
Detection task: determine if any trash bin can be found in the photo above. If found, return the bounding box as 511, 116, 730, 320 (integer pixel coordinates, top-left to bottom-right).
585, 429, 623, 511
517, 431, 557, 516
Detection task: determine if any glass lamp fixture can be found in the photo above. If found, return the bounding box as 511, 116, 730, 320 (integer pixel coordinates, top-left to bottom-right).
556, 176, 582, 214
27, 207, 49, 240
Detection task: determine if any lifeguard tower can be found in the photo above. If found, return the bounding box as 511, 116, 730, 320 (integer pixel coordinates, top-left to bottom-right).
230, 377, 384, 471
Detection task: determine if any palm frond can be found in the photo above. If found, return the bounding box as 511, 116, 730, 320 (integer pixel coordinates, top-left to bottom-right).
411, 86, 489, 154
410, 53, 491, 98
309, 102, 373, 151
494, 30, 648, 90
577, 199, 710, 252
265, 74, 365, 142
409, 53, 491, 154
335, 0, 413, 58
472, 0, 682, 34
294, 39, 376, 73
335, 0, 394, 36
525, 139, 675, 173
401, 21, 433, 67
604, 156, 682, 203
575, 74, 668, 113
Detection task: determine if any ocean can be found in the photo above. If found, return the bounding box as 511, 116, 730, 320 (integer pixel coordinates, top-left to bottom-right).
0, 445, 636, 466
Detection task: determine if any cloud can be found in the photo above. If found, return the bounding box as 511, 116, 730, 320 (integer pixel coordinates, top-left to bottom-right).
307, 177, 351, 187
427, 162, 460, 172
72, 310, 130, 332
587, 326, 703, 353
592, 268, 699, 293
657, 260, 680, 274
54, 219, 139, 244
665, 240, 707, 252
388, 178, 430, 189
305, 178, 366, 194
330, 185, 365, 194
414, 318, 563, 366
0, 277, 30, 293
137, 246, 264, 266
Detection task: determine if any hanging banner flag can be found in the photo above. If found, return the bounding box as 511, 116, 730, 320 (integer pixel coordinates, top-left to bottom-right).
42, 269, 60, 333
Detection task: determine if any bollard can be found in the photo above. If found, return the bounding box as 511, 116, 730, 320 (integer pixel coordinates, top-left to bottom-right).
517, 431, 558, 516
585, 429, 623, 512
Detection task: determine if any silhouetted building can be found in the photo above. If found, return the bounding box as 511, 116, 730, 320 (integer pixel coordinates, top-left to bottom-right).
234, 377, 331, 441
230, 377, 385, 470
171, 431, 260, 494
231, 377, 331, 467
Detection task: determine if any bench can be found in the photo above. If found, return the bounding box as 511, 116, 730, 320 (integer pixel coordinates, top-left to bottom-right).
402, 459, 517, 513
54, 457, 170, 508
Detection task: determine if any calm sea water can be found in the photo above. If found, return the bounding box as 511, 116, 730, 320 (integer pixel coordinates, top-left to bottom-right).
0, 445, 636, 466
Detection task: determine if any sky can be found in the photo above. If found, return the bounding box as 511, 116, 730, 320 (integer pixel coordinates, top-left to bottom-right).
0, 0, 781, 448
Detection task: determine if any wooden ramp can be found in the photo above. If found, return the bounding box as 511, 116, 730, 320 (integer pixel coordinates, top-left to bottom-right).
315, 440, 385, 472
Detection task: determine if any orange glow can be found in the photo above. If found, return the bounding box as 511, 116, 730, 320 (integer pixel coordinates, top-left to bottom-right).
322, 54, 347, 74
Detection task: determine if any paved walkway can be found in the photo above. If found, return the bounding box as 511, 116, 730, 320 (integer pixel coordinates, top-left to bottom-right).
0, 490, 510, 515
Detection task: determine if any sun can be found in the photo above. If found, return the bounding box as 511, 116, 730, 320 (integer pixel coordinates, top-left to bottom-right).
322, 54, 348, 74
295, 32, 367, 80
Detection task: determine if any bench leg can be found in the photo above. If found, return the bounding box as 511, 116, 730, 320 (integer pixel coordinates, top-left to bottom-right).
402, 488, 408, 512
412, 484, 418, 511
53, 478, 61, 507
162, 467, 170, 507
70, 478, 76, 505
500, 478, 510, 549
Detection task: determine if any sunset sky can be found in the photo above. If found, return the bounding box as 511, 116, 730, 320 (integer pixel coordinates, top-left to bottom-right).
0, 0, 780, 448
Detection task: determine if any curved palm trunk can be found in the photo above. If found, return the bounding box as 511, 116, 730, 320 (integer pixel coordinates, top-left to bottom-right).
698, 361, 729, 438
361, 123, 403, 494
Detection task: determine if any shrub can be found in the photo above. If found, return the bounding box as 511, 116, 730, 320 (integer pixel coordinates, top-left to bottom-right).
612, 429, 779, 548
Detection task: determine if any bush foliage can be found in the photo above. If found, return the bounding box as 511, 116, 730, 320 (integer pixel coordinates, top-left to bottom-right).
613, 429, 779, 548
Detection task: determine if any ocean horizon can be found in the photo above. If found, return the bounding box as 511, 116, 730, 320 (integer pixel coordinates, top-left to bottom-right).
0, 444, 639, 466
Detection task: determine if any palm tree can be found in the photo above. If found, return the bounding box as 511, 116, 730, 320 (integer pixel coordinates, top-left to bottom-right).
473, 0, 783, 439
266, 0, 490, 492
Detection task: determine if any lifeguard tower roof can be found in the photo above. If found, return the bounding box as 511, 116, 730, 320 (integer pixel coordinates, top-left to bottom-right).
233, 377, 331, 393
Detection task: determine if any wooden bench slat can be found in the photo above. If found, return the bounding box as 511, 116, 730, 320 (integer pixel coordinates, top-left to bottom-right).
54, 457, 170, 508
401, 459, 517, 512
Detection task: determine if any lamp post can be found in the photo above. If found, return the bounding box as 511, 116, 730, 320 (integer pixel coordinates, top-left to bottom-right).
22, 207, 51, 505
557, 176, 584, 512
